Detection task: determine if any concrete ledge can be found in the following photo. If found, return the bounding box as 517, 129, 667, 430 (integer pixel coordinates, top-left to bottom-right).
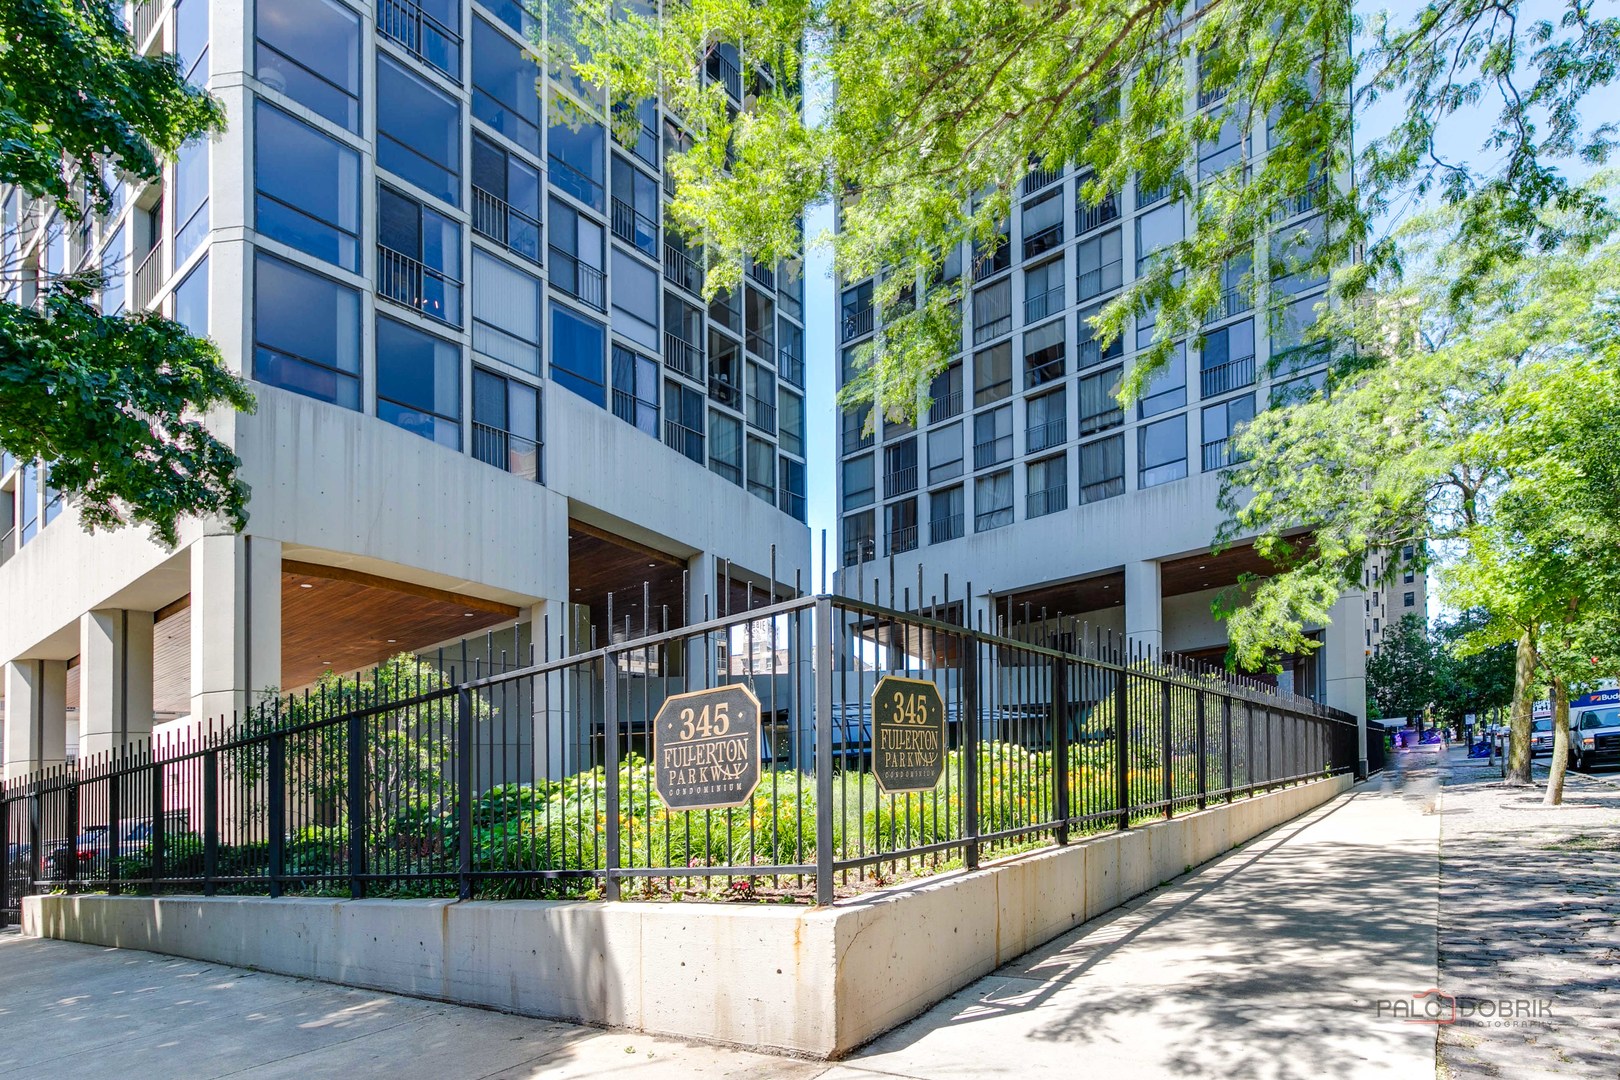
24, 774, 1351, 1058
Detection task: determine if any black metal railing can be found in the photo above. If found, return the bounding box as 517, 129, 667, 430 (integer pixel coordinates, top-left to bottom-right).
1200, 354, 1255, 398
472, 423, 540, 482
929, 513, 964, 544
662, 418, 703, 462
1274, 176, 1327, 221
611, 197, 658, 258
973, 435, 1012, 470
1202, 438, 1248, 472
473, 187, 542, 263
843, 536, 876, 566
1, 591, 1360, 918
1077, 193, 1119, 235
842, 424, 874, 454
548, 246, 606, 311
663, 333, 702, 379
972, 246, 1010, 282
885, 525, 918, 555
663, 241, 703, 294
705, 48, 742, 100
378, 245, 462, 325
1025, 284, 1065, 324
1027, 417, 1068, 454
1023, 223, 1062, 261
842, 305, 874, 341
1023, 164, 1064, 196
779, 344, 804, 389
379, 0, 460, 81
884, 465, 918, 495
928, 389, 963, 425
1027, 484, 1068, 518
749, 260, 776, 290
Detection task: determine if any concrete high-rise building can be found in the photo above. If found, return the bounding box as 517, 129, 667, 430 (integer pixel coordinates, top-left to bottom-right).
0, 0, 808, 776
1365, 543, 1429, 654
831, 72, 1365, 722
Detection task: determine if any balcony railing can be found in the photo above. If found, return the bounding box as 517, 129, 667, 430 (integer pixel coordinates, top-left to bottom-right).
705, 49, 742, 100
1027, 417, 1068, 454
885, 525, 918, 555
548, 156, 604, 211
749, 260, 776, 290
0, 526, 13, 567
843, 535, 876, 567
929, 513, 964, 545
1077, 261, 1122, 302
841, 423, 873, 455
928, 389, 962, 425
1023, 164, 1063, 196
663, 418, 704, 463
1200, 354, 1255, 398
131, 0, 162, 47
1215, 285, 1253, 319
611, 196, 658, 258
379, 0, 461, 81
613, 388, 657, 432
663, 332, 702, 379
378, 245, 462, 325
1274, 176, 1327, 221
663, 241, 703, 294
746, 393, 776, 432
472, 187, 542, 263
472, 423, 541, 482
1022, 223, 1062, 261
1025, 284, 1065, 324
779, 344, 804, 388
1081, 476, 1125, 504
842, 305, 874, 341
1201, 438, 1242, 472
132, 240, 164, 311
549, 246, 606, 311
973, 436, 1012, 470
972, 246, 1010, 282
884, 465, 917, 495
1076, 193, 1120, 235
1027, 484, 1068, 518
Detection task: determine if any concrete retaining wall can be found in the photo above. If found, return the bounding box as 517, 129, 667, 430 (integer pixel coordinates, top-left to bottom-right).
24, 774, 1351, 1058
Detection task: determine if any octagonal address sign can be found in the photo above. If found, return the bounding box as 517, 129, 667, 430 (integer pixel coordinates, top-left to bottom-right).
871, 675, 947, 793
653, 684, 762, 811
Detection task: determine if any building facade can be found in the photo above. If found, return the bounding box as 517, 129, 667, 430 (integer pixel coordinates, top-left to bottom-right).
1365, 544, 1429, 654
0, 0, 809, 775
832, 78, 1365, 719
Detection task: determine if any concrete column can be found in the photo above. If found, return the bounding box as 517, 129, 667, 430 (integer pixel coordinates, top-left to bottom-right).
526, 599, 576, 779
1324, 588, 1369, 775
686, 552, 718, 626
3, 659, 68, 779
1124, 560, 1163, 657
77, 610, 155, 760
190, 533, 281, 724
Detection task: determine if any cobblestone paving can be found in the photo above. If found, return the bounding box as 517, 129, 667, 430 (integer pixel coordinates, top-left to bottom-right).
1429, 746, 1620, 1079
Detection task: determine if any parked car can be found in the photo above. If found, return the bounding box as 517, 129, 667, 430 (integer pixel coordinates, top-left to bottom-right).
42, 822, 155, 881
1529, 718, 1557, 756
1572, 707, 1620, 772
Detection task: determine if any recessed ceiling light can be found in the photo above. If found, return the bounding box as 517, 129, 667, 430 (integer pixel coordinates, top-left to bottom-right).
463, 612, 475, 617
1198, 565, 1206, 570
299, 583, 314, 589
648, 562, 656, 568
387, 639, 396, 644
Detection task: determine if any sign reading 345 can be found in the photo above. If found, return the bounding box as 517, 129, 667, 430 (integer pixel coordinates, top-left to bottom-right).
871, 675, 947, 793
653, 684, 761, 811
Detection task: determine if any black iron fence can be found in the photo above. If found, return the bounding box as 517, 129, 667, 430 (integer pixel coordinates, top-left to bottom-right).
1, 594, 1361, 919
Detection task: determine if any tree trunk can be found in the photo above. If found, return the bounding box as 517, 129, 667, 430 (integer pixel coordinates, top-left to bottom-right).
1544, 675, 1570, 806
1506, 627, 1536, 785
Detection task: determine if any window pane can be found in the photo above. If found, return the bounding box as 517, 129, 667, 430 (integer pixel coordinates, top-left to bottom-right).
255, 0, 361, 130
472, 16, 540, 154
253, 252, 360, 408
472, 250, 541, 373
174, 138, 210, 265
842, 454, 874, 510
550, 305, 606, 406
255, 102, 360, 270
173, 255, 208, 335
549, 105, 606, 211
376, 316, 462, 446
176, 0, 208, 82
610, 248, 659, 350
1080, 435, 1125, 502
1138, 344, 1187, 418
377, 56, 461, 205
1138, 414, 1187, 488
710, 410, 743, 485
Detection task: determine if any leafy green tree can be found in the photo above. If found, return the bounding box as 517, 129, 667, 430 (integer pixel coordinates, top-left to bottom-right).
0, 0, 250, 545
572, 0, 1619, 421
1366, 614, 1439, 724
1431, 610, 1515, 729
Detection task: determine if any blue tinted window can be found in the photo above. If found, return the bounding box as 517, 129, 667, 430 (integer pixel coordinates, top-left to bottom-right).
483, 0, 540, 35
255, 102, 361, 270
378, 56, 461, 205
176, 0, 208, 82
253, 252, 361, 409
174, 256, 208, 336
549, 305, 605, 406
100, 225, 126, 315
378, 186, 463, 325
472, 17, 540, 154
255, 0, 362, 131
174, 138, 209, 265
376, 316, 462, 447
548, 110, 604, 211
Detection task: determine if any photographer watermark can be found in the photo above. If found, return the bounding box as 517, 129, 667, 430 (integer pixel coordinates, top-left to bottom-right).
1376, 989, 1554, 1027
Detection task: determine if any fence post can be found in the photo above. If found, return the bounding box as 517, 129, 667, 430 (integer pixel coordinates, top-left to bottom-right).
1161, 678, 1173, 819
0, 789, 10, 921
1051, 654, 1069, 845
456, 687, 473, 901
64, 773, 79, 891
813, 598, 835, 905
346, 709, 366, 899
1195, 693, 1208, 812
150, 759, 165, 886
1246, 707, 1258, 797
1114, 664, 1129, 830
268, 731, 285, 898
603, 653, 621, 902
1222, 697, 1234, 803
203, 749, 219, 896
961, 641, 981, 870
107, 763, 122, 897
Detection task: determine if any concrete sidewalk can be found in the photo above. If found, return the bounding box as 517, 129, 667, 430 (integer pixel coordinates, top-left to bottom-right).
0, 780, 1442, 1079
